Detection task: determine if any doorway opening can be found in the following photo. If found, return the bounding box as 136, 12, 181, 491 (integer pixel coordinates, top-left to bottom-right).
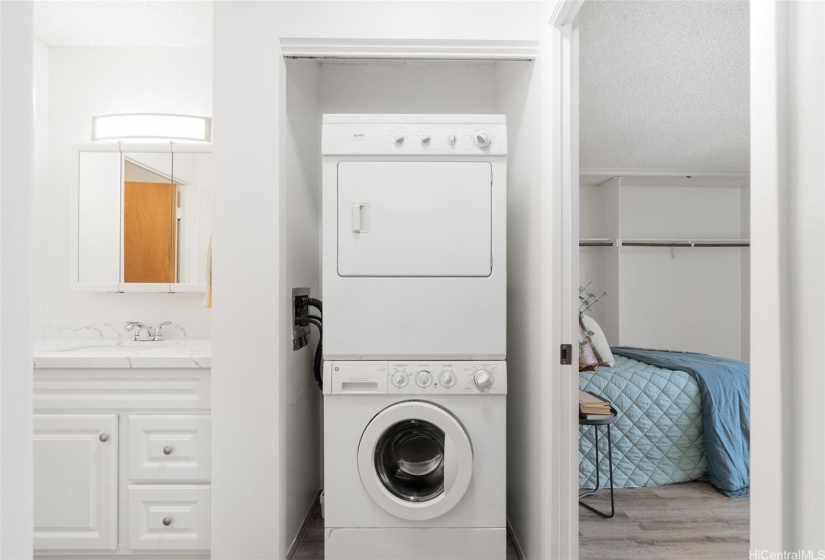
567, 2, 751, 558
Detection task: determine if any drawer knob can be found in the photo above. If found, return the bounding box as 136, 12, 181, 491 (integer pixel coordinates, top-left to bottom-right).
99, 433, 109, 443
162, 517, 173, 526
163, 446, 173, 455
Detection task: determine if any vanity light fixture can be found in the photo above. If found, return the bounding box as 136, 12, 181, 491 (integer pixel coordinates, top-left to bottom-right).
92, 113, 212, 142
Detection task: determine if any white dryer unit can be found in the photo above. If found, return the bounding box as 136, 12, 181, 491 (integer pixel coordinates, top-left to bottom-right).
323, 361, 507, 560
322, 114, 507, 360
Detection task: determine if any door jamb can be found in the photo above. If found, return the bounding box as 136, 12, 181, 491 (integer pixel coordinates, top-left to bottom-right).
544, 1, 584, 559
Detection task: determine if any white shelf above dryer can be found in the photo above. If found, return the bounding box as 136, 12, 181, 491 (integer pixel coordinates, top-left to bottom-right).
280, 38, 538, 61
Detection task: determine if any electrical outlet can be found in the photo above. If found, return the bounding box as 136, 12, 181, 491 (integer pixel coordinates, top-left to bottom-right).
292, 287, 311, 351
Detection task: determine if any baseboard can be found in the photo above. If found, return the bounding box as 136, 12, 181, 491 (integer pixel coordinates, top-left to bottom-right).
286, 488, 322, 560
506, 517, 525, 560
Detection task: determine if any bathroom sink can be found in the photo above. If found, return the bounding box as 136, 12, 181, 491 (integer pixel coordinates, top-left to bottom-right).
56, 341, 178, 353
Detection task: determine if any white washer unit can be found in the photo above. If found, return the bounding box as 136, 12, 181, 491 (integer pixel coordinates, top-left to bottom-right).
323, 361, 506, 560
322, 114, 507, 360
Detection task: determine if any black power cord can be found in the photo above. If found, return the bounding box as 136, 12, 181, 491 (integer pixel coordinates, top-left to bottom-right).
305, 298, 322, 312
296, 298, 323, 390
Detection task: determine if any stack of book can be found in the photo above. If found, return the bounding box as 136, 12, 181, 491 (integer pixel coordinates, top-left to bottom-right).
579, 391, 613, 419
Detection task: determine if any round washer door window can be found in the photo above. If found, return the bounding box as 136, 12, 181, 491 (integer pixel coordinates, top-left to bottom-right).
358, 401, 473, 521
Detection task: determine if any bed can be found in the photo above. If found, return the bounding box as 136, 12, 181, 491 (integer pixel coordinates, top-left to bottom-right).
579, 348, 750, 497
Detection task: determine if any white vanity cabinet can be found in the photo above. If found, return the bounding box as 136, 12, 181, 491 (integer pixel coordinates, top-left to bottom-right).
34, 414, 119, 550
32, 352, 211, 559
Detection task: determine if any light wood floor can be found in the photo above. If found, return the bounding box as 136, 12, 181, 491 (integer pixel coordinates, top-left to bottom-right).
580, 482, 750, 560
291, 507, 518, 560
291, 482, 748, 559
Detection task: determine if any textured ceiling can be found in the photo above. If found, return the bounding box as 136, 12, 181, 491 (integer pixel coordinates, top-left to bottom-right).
34, 1, 212, 47
579, 1, 749, 172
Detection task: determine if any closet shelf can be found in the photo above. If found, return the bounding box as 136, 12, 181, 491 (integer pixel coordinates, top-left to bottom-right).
619, 238, 750, 248
579, 238, 616, 247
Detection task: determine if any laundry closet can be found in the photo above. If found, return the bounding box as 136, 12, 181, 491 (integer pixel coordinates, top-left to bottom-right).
280, 54, 539, 558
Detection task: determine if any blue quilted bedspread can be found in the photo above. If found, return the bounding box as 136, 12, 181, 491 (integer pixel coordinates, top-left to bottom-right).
579, 356, 707, 491
611, 348, 750, 498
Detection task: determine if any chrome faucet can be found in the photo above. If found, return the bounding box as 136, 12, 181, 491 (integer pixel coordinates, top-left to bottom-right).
148, 322, 172, 341
125, 321, 172, 342
125, 322, 150, 341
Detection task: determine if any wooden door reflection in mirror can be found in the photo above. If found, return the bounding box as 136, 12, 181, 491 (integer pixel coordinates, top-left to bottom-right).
123, 160, 178, 283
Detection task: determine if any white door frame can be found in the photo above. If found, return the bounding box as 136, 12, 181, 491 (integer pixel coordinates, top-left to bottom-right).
0, 1, 35, 558
749, 0, 791, 552
543, 1, 583, 559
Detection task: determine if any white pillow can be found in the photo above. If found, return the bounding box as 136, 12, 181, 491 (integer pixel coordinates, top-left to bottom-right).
580, 314, 615, 367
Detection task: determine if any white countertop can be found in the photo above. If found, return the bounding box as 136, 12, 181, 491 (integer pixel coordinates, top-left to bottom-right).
33, 339, 211, 369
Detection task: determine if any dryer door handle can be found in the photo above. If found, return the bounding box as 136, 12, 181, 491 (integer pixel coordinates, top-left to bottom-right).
352, 203, 371, 233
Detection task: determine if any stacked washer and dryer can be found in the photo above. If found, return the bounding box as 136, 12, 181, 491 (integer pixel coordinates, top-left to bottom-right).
321, 114, 508, 560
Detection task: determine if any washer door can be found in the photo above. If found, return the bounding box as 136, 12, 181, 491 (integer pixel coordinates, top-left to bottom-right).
357, 401, 473, 521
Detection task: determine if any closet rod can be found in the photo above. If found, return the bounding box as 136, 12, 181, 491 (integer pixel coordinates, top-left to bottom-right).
621, 242, 750, 248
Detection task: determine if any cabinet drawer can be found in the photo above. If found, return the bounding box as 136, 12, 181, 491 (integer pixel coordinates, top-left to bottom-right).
129, 485, 210, 550
129, 415, 210, 481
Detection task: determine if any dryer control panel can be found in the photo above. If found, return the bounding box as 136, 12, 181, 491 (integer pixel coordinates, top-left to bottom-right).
324, 361, 507, 395
321, 115, 507, 156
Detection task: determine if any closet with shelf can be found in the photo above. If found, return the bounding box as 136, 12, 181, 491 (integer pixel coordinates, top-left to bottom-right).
579, 174, 750, 361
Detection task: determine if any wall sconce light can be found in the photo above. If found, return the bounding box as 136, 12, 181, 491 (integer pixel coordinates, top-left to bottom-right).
92, 113, 212, 142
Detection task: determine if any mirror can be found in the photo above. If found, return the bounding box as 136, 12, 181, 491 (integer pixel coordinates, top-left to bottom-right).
74, 146, 212, 291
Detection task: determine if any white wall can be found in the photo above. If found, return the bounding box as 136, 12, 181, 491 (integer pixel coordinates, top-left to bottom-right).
620, 248, 743, 358
212, 3, 549, 558
33, 47, 212, 341
283, 59, 322, 553
498, 59, 545, 560
620, 185, 743, 239
740, 187, 750, 360
579, 179, 620, 342
319, 59, 498, 113
0, 2, 34, 557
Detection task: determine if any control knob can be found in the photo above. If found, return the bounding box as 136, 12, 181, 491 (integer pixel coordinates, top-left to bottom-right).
421, 135, 431, 145
392, 371, 408, 388
440, 371, 456, 388
473, 369, 493, 391
416, 370, 433, 388
395, 135, 405, 145
473, 129, 492, 149
446, 134, 457, 146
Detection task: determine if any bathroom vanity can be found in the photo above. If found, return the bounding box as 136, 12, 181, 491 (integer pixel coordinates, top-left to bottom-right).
33, 340, 211, 559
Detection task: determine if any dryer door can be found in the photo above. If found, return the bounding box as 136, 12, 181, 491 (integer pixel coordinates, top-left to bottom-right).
338, 161, 492, 277
357, 401, 473, 521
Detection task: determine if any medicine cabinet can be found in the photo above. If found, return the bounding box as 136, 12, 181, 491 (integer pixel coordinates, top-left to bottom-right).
73, 143, 212, 293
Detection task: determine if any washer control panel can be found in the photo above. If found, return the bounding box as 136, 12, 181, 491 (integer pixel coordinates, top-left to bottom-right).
389, 362, 505, 394
324, 361, 506, 395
